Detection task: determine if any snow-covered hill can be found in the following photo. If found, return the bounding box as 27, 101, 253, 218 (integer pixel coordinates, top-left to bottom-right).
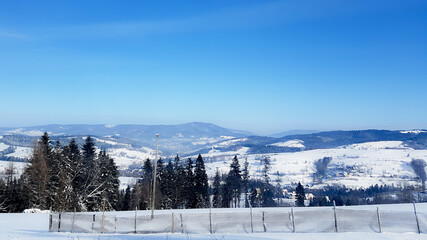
200, 141, 427, 189
1, 125, 427, 189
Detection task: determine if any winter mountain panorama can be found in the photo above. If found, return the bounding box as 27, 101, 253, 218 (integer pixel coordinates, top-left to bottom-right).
1, 123, 427, 191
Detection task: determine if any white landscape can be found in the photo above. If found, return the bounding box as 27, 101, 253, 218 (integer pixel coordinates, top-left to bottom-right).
1, 139, 427, 190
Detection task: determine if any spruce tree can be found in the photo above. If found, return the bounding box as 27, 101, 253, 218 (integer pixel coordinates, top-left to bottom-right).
242, 158, 250, 208
122, 186, 131, 210
194, 154, 209, 208
63, 139, 82, 211
98, 150, 120, 210
172, 155, 185, 208
212, 168, 222, 208
225, 156, 241, 208
81, 136, 100, 211
23, 132, 52, 209
160, 160, 175, 208
296, 182, 305, 207
184, 158, 196, 208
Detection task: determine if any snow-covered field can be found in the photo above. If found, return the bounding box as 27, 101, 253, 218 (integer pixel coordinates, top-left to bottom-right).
1, 203, 427, 240
202, 141, 427, 188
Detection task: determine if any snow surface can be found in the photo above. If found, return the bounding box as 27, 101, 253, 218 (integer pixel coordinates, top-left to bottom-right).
0, 142, 10, 151
201, 141, 427, 188
5, 146, 32, 159
119, 176, 138, 190
107, 147, 156, 170
0, 160, 26, 176
1, 203, 427, 239
401, 130, 426, 134
5, 128, 46, 136
269, 140, 305, 148
192, 136, 236, 145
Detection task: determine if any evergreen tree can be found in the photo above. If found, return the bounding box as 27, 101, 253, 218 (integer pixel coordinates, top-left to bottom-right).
122, 186, 131, 210
184, 158, 196, 208
160, 159, 174, 209
138, 158, 153, 210
242, 158, 250, 208
296, 182, 305, 207
81, 136, 101, 211
212, 168, 222, 208
172, 155, 185, 208
22, 132, 52, 209
225, 156, 241, 207
194, 154, 209, 208
63, 139, 82, 211
261, 157, 271, 184
98, 150, 120, 210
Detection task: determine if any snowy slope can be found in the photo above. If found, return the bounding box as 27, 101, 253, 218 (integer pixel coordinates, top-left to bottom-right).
1, 127, 427, 189
201, 141, 427, 188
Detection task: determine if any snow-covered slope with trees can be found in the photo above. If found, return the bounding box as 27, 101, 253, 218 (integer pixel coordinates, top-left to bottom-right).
1, 124, 427, 189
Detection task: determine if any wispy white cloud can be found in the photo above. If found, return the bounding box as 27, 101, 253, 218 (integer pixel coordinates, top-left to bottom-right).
40, 0, 364, 39
3, 0, 407, 40
0, 30, 28, 39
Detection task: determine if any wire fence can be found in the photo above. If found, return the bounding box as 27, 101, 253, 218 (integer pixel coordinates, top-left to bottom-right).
49, 204, 427, 234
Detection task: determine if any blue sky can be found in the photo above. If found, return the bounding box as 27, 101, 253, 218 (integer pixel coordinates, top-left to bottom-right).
0, 0, 426, 134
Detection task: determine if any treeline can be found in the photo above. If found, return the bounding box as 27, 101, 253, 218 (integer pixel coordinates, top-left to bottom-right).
308, 184, 424, 206
117, 155, 285, 211
0, 133, 119, 212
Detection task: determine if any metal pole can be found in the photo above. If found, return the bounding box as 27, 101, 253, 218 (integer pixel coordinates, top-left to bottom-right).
92, 214, 95, 233
209, 207, 213, 234
333, 200, 338, 233
250, 203, 253, 233
102, 199, 106, 234
291, 208, 295, 233
262, 211, 266, 232
71, 208, 76, 233
180, 213, 184, 234
172, 212, 175, 233
115, 216, 117, 233
58, 213, 61, 232
134, 206, 138, 234
377, 207, 382, 233
49, 207, 52, 232
413, 202, 421, 234
49, 212, 52, 232
151, 134, 160, 219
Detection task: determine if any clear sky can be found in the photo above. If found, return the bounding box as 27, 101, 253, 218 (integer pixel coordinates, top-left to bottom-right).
0, 0, 426, 134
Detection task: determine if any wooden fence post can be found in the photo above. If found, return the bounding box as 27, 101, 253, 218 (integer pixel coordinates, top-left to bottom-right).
413, 202, 421, 234
377, 207, 382, 233
333, 200, 338, 233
